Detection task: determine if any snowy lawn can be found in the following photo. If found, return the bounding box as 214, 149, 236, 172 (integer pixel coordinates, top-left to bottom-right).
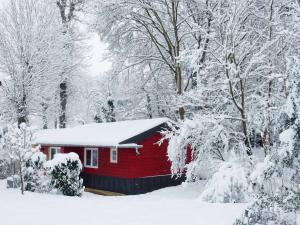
0, 180, 247, 225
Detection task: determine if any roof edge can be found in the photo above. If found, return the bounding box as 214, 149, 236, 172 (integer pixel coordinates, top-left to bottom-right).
119, 122, 169, 144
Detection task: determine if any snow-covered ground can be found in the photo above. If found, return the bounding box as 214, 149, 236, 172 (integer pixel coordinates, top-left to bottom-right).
0, 180, 247, 225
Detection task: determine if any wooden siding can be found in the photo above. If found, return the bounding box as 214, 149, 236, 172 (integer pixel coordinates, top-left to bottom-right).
40, 132, 171, 179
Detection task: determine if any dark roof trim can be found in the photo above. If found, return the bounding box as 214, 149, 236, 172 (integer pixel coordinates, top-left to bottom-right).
119, 122, 169, 144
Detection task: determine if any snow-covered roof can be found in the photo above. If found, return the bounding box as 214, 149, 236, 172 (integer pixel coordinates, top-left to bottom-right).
34, 118, 169, 148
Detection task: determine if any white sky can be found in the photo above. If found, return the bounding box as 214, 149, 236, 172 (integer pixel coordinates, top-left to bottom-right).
83, 30, 112, 77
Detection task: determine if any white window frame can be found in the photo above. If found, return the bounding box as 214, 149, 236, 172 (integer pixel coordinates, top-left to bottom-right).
110, 147, 118, 163
84, 148, 98, 168
49, 147, 61, 160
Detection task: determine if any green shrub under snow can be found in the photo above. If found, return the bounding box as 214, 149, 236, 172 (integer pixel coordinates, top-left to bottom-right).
45, 153, 83, 196
24, 152, 49, 192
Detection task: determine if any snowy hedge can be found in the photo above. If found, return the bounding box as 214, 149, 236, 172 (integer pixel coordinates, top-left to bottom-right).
200, 162, 250, 203
46, 153, 83, 196
24, 152, 50, 192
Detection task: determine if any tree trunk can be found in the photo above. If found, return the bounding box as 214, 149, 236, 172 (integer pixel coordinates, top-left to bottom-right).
241, 111, 252, 156
172, 1, 185, 121
19, 161, 24, 195
41, 102, 48, 129
17, 95, 28, 126
107, 97, 116, 122
225, 57, 252, 157
56, 1, 76, 129
59, 81, 67, 128
42, 116, 48, 129
262, 0, 274, 156
176, 65, 185, 120
17, 115, 27, 127
146, 93, 153, 119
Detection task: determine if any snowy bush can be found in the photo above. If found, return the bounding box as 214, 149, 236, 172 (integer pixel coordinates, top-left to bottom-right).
200, 162, 250, 203
24, 152, 50, 192
24, 152, 83, 195
46, 153, 83, 196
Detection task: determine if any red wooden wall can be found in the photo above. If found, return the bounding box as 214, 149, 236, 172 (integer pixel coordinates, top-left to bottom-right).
40, 132, 171, 179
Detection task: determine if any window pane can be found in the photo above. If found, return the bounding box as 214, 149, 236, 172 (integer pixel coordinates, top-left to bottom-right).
86, 150, 91, 166
92, 150, 98, 167
50, 148, 57, 160
112, 150, 116, 160
110, 148, 117, 163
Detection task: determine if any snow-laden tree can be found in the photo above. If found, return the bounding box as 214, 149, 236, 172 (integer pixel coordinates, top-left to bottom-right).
91, 0, 295, 154
234, 64, 300, 225
92, 0, 210, 120
156, 0, 300, 203
182, 0, 289, 156
55, 0, 86, 128
160, 114, 252, 181
86, 75, 118, 123
1, 123, 35, 194
173, 0, 297, 145
0, 0, 72, 127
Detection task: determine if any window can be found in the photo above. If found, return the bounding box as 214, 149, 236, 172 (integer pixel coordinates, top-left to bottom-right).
84, 148, 98, 168
110, 147, 118, 163
49, 147, 60, 160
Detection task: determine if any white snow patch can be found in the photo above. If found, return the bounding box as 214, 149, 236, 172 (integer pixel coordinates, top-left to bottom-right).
44, 152, 82, 170
146, 180, 207, 199
0, 180, 246, 225
30, 151, 46, 163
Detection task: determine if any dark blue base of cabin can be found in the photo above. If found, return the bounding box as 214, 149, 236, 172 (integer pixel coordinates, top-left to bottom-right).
82, 173, 185, 195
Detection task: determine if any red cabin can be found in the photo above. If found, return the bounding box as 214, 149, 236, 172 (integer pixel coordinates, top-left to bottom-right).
35, 118, 184, 194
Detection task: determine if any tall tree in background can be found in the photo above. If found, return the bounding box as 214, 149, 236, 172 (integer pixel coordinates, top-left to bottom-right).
159, 0, 300, 182
0, 0, 68, 126
56, 0, 85, 128
93, 0, 192, 120
235, 66, 300, 225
